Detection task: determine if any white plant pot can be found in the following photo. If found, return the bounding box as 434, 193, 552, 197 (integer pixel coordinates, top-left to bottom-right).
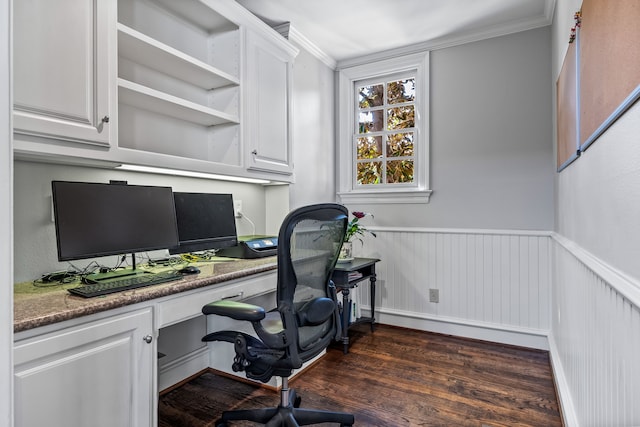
338, 241, 354, 262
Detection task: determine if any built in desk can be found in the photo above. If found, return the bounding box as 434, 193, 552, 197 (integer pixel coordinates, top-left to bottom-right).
331, 257, 380, 354
12, 257, 278, 427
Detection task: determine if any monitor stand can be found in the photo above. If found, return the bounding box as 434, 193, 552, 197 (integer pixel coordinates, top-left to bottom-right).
84, 253, 148, 282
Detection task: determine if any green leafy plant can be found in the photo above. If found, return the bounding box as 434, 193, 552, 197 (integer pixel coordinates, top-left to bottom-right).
345, 211, 376, 243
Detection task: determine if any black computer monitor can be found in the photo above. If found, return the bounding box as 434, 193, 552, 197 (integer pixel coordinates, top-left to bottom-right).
51, 181, 179, 264
169, 192, 238, 255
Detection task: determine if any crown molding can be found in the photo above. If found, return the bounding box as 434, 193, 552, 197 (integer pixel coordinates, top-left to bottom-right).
286, 25, 337, 70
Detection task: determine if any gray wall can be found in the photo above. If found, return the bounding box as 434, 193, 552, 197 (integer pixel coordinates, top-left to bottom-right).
346, 27, 554, 231
288, 40, 337, 209
552, 0, 640, 281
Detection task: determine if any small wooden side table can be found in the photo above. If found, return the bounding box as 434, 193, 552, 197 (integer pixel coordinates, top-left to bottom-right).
331, 257, 380, 354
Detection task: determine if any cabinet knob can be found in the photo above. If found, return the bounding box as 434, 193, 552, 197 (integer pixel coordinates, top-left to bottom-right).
101, 115, 110, 124
143, 335, 153, 344
251, 149, 257, 155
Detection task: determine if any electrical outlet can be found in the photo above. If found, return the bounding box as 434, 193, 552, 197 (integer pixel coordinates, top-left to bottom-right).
429, 288, 439, 303
233, 200, 242, 218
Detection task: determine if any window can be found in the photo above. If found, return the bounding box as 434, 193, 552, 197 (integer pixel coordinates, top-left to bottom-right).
337, 52, 431, 204
357, 73, 415, 186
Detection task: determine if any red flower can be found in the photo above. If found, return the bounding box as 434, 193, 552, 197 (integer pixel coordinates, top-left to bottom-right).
344, 211, 375, 243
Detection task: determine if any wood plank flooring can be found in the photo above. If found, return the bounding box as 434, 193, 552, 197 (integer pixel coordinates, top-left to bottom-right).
158, 324, 562, 426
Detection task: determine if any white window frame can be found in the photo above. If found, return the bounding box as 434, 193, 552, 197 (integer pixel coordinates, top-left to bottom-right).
337, 52, 431, 204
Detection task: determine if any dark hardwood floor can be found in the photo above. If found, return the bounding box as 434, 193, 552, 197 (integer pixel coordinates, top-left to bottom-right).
158, 324, 562, 426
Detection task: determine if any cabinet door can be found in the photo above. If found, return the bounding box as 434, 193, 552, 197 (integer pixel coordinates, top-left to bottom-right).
13, 0, 113, 147
244, 30, 294, 175
14, 309, 154, 427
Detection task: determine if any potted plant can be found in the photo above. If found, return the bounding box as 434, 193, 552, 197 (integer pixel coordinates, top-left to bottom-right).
339, 211, 376, 261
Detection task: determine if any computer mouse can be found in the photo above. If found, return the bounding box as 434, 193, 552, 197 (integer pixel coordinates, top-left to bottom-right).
179, 266, 200, 275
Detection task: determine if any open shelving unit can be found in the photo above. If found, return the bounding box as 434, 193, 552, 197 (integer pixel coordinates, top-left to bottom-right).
116, 0, 242, 166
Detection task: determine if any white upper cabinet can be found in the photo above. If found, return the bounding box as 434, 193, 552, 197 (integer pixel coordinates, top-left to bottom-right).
13, 0, 298, 181
13, 0, 115, 150
244, 29, 297, 176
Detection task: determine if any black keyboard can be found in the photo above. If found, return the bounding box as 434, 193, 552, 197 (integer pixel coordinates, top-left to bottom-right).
68, 271, 183, 298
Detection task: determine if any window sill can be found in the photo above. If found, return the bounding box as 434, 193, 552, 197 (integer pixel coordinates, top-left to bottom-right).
337, 189, 432, 204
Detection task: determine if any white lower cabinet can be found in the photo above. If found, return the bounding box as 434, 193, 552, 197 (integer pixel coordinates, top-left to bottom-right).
13, 308, 155, 427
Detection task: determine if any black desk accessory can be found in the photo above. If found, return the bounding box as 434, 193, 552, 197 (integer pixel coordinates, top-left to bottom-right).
217, 235, 277, 259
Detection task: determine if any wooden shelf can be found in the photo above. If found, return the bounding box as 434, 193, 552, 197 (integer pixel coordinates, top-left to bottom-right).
118, 79, 239, 126
117, 24, 239, 90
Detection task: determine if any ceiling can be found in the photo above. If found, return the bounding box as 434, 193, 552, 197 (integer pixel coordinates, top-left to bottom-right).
236, 0, 555, 64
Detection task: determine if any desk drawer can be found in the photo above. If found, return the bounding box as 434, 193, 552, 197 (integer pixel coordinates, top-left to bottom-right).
155, 272, 276, 328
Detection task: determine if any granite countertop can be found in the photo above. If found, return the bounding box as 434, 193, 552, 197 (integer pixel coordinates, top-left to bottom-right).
14, 257, 277, 333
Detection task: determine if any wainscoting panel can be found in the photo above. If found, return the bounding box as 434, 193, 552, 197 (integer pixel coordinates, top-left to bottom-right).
352, 228, 552, 348
551, 235, 640, 427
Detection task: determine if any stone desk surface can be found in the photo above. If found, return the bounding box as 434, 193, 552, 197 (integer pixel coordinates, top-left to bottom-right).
14, 257, 277, 333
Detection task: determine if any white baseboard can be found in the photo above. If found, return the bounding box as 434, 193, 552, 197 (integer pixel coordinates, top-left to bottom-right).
370, 308, 550, 350
547, 335, 579, 427
158, 347, 210, 392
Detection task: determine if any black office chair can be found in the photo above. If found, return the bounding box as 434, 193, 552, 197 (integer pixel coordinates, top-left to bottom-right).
201, 203, 355, 427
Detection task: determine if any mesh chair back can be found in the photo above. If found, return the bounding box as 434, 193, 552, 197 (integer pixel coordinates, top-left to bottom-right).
276, 204, 348, 361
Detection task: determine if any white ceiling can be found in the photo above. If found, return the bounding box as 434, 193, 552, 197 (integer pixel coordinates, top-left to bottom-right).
236, 0, 555, 64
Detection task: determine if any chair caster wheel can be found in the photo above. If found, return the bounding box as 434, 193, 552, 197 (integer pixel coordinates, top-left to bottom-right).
215, 421, 227, 427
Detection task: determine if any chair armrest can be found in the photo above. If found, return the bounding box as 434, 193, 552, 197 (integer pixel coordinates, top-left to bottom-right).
202, 300, 266, 322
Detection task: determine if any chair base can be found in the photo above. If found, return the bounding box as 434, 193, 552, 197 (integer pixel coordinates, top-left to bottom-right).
215, 386, 354, 427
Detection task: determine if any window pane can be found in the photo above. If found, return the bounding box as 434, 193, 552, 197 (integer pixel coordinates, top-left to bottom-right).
387, 105, 414, 130
357, 161, 382, 185
357, 136, 382, 159
387, 132, 413, 157
387, 78, 415, 105
359, 110, 384, 133
358, 84, 384, 108
387, 160, 414, 183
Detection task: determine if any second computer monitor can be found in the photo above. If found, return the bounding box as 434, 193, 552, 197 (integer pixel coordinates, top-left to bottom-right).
169, 192, 238, 255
